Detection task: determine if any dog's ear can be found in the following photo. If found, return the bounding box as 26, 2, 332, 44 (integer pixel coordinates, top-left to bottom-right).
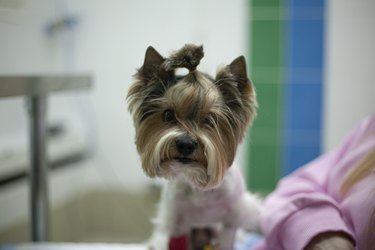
215, 55, 253, 98
215, 56, 256, 118
144, 46, 164, 68
138, 46, 172, 82
214, 56, 257, 142
228, 56, 250, 93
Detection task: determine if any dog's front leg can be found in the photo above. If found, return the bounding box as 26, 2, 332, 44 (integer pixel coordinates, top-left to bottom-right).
218, 226, 236, 250
148, 182, 180, 250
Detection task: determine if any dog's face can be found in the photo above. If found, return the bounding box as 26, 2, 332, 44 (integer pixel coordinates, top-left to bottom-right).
127, 46, 256, 189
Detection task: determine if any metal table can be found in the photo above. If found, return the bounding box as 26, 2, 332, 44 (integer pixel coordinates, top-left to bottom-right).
0, 75, 92, 241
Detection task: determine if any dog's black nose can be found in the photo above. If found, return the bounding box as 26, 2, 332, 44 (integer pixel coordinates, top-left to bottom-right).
176, 137, 197, 156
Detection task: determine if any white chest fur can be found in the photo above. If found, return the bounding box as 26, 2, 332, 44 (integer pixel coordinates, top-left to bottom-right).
148, 163, 262, 250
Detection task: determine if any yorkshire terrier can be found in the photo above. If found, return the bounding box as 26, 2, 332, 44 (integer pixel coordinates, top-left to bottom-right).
127, 44, 262, 250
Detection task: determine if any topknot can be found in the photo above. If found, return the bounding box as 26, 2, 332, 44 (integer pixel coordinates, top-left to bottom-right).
162, 44, 204, 72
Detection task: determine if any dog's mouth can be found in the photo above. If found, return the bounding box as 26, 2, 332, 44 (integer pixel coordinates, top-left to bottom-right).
161, 157, 196, 164
160, 155, 207, 167
174, 157, 194, 164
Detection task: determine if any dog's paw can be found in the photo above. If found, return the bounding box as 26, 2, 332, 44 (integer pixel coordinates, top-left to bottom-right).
148, 243, 167, 250
148, 233, 169, 250
230, 192, 264, 233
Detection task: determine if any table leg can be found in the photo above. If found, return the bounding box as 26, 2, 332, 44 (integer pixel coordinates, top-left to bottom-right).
28, 95, 49, 241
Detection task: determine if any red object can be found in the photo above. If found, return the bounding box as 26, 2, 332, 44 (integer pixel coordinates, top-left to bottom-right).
169, 235, 188, 250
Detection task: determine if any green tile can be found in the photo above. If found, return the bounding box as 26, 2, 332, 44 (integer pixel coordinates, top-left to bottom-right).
249, 127, 280, 145
251, 0, 282, 8
247, 86, 282, 191
251, 20, 283, 68
252, 83, 282, 128
250, 67, 283, 85
247, 0, 284, 193
251, 7, 283, 21
248, 145, 280, 192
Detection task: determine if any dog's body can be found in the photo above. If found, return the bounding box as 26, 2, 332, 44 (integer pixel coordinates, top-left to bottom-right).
149, 163, 261, 250
127, 44, 262, 250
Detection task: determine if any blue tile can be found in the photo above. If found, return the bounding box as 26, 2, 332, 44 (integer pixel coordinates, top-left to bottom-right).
285, 68, 323, 85
282, 145, 321, 175
290, 8, 325, 20
284, 84, 322, 130
284, 128, 321, 147
288, 20, 324, 68
288, 0, 324, 9
281, 0, 325, 176
286, 0, 325, 20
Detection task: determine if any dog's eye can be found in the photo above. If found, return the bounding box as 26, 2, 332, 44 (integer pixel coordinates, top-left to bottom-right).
204, 115, 216, 128
163, 109, 176, 122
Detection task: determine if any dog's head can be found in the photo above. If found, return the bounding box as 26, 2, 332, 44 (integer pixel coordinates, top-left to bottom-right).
127, 44, 257, 189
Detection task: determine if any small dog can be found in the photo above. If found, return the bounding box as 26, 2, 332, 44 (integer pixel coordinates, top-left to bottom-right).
127, 44, 262, 250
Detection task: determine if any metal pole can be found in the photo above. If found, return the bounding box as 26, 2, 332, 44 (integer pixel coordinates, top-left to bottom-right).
28, 95, 49, 241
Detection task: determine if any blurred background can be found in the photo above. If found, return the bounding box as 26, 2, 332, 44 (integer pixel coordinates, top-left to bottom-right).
0, 0, 374, 244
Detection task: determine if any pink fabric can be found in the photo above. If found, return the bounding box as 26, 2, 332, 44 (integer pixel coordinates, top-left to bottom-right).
253, 113, 375, 250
